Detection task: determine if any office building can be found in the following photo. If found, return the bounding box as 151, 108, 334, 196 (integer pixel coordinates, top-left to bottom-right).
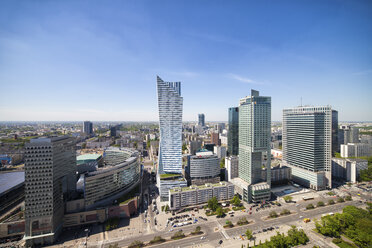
341, 143, 372, 158
187, 151, 220, 186
198, 114, 205, 127
228, 107, 239, 156
83, 121, 93, 135
24, 136, 76, 246
211, 132, 221, 146
332, 158, 368, 183
238, 90, 271, 203
225, 156, 239, 181
214, 146, 226, 159
157, 76, 183, 174
332, 110, 338, 155
169, 182, 234, 210
283, 106, 333, 190
188, 140, 202, 155
339, 125, 359, 145
262, 166, 291, 185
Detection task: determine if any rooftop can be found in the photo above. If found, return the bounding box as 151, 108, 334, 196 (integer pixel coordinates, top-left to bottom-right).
170, 181, 231, 193
77, 154, 102, 161
0, 171, 24, 197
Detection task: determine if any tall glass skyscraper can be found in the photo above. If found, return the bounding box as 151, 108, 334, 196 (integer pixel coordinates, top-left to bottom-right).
228, 107, 239, 156
238, 90, 271, 202
198, 113, 205, 126
282, 106, 332, 190
157, 76, 183, 174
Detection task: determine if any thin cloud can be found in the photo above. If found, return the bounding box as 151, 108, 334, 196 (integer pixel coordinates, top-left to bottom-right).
228, 73, 265, 85
352, 69, 372, 76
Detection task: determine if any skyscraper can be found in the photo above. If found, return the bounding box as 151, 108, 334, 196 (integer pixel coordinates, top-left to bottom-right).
238, 90, 271, 203
157, 76, 186, 201
282, 106, 333, 190
211, 132, 221, 146
198, 114, 205, 127
83, 121, 93, 135
24, 136, 76, 246
228, 107, 239, 156
332, 110, 339, 155
157, 76, 183, 174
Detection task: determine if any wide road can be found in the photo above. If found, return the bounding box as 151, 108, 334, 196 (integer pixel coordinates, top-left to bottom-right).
98, 200, 364, 248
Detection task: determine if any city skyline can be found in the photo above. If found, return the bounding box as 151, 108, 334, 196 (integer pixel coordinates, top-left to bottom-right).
0, 1, 372, 122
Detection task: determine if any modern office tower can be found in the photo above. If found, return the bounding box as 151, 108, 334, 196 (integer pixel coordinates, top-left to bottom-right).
341, 143, 372, 158
238, 90, 271, 203
283, 106, 333, 190
157, 76, 185, 201
226, 156, 239, 181
198, 114, 205, 127
157, 76, 183, 174
189, 140, 202, 155
214, 146, 226, 159
24, 136, 76, 246
83, 121, 93, 135
211, 132, 221, 146
215, 123, 225, 133
332, 158, 368, 183
228, 107, 239, 156
339, 125, 359, 145
187, 151, 220, 185
332, 110, 338, 155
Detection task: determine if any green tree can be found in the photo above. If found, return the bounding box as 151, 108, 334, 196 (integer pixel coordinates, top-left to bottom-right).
231, 195, 241, 206
220, 157, 225, 168
182, 143, 187, 151
283, 195, 293, 203
216, 206, 224, 218
306, 203, 315, 210
345, 195, 352, 201
207, 197, 219, 211
245, 229, 253, 240
317, 201, 325, 207
337, 197, 345, 203
269, 211, 278, 218
280, 209, 291, 215
165, 204, 169, 212
193, 226, 202, 234
128, 240, 144, 248
328, 199, 335, 205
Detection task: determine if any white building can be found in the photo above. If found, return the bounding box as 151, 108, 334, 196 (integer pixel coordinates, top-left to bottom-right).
214, 146, 226, 159
341, 143, 372, 158
169, 182, 234, 210
332, 158, 368, 183
225, 156, 239, 181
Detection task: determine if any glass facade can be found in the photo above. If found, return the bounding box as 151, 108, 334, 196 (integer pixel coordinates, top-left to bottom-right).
227, 107, 239, 156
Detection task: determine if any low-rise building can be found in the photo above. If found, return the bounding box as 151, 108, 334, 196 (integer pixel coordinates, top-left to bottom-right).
186, 152, 220, 186
332, 158, 368, 183
169, 182, 234, 210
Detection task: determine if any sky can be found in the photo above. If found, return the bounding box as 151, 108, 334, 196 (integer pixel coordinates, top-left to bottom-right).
0, 0, 371, 122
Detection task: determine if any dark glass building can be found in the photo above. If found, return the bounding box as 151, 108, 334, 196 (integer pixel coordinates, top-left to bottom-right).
228, 107, 239, 156
198, 113, 205, 126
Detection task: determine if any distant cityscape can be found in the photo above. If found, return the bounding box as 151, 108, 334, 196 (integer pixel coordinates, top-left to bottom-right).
0, 75, 371, 248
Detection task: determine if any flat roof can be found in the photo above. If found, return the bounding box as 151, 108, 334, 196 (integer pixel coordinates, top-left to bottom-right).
0, 171, 24, 197
77, 154, 102, 161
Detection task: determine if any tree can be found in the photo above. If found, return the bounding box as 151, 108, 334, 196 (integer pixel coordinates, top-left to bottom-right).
225, 220, 233, 227
345, 195, 352, 201
193, 226, 202, 234
161, 205, 165, 211
237, 217, 248, 225
280, 209, 291, 215
337, 197, 345, 203
216, 206, 224, 218
306, 204, 315, 210
128, 240, 144, 248
231, 195, 241, 206
269, 211, 278, 218
165, 204, 170, 212
149, 236, 165, 244
220, 157, 225, 168
283, 195, 293, 203
207, 197, 219, 211
245, 229, 253, 240
171, 230, 185, 240
317, 201, 325, 207
182, 143, 187, 151
328, 199, 335, 205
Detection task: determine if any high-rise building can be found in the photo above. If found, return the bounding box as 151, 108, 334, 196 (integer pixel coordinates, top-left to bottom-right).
187, 151, 220, 185
157, 76, 183, 174
157, 76, 185, 201
226, 156, 239, 181
283, 106, 333, 190
238, 90, 271, 203
198, 114, 205, 127
24, 136, 76, 246
339, 125, 359, 145
214, 146, 226, 159
228, 107, 239, 156
332, 110, 338, 155
83, 121, 93, 135
211, 132, 221, 146
341, 143, 372, 158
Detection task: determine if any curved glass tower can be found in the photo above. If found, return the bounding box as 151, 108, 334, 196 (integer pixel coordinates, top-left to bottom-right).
157, 76, 183, 174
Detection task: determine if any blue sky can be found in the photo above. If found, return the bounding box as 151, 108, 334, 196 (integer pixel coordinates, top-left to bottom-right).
0, 0, 371, 122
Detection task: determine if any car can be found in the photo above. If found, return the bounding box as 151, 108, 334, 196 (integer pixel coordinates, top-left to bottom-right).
295, 204, 300, 207
200, 236, 205, 240
258, 231, 262, 233
230, 214, 234, 217
218, 240, 223, 244
263, 228, 267, 232
299, 216, 303, 219
253, 232, 256, 235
